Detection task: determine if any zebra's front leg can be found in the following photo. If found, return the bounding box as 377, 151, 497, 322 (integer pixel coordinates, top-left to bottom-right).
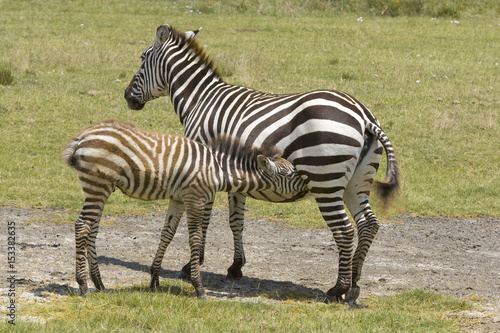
180, 199, 213, 280
150, 200, 185, 290
226, 193, 246, 280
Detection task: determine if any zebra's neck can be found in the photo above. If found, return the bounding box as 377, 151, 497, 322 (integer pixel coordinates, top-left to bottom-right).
213, 151, 267, 193
164, 39, 225, 126
207, 136, 281, 193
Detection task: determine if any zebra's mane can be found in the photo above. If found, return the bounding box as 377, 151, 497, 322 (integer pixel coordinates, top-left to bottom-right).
170, 26, 222, 78
208, 135, 283, 163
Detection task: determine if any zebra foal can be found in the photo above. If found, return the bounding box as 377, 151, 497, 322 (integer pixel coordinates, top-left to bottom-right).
62, 120, 307, 298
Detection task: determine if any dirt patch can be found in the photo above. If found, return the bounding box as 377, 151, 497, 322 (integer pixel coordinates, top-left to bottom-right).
1, 206, 499, 330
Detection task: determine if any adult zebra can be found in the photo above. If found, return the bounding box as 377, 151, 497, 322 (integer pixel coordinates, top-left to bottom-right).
124, 25, 400, 303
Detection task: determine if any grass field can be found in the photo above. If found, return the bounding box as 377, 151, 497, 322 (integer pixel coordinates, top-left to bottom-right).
2, 286, 474, 332
0, 0, 498, 222
0, 0, 498, 331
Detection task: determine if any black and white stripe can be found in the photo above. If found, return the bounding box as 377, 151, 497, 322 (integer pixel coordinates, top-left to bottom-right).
63, 120, 307, 298
124, 25, 400, 303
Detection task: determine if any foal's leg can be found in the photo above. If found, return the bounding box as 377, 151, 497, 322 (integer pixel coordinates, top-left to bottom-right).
180, 199, 213, 279
75, 190, 110, 294
184, 193, 209, 299
150, 199, 185, 289
88, 220, 105, 291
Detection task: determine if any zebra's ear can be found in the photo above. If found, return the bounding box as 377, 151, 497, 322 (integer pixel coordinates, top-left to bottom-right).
257, 155, 276, 175
154, 24, 170, 46
185, 27, 202, 40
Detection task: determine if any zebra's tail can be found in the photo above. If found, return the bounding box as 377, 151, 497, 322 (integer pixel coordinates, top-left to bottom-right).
365, 122, 401, 204
62, 138, 82, 169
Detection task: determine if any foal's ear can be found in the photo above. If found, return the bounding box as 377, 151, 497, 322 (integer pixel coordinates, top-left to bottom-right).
154, 24, 171, 46
257, 155, 276, 175
185, 27, 202, 40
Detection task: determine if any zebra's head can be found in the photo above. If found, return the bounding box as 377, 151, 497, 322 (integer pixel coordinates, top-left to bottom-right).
124, 24, 201, 110
256, 155, 308, 194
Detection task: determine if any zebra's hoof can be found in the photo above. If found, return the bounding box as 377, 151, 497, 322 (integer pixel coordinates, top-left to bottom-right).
180, 263, 192, 281
344, 286, 360, 306
78, 285, 90, 297
226, 267, 243, 280
150, 277, 160, 290
178, 271, 191, 281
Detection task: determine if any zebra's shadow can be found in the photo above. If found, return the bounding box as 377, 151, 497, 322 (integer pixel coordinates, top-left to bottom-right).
97, 255, 326, 302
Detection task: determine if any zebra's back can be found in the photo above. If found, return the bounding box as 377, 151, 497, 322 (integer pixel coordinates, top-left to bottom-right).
62, 120, 222, 201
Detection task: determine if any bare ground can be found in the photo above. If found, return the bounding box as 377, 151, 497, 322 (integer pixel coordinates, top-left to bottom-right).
1, 206, 499, 331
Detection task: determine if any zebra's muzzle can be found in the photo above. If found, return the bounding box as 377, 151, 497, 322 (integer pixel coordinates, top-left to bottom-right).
124, 90, 145, 110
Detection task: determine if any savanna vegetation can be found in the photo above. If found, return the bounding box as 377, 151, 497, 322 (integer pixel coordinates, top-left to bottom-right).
0, 0, 497, 331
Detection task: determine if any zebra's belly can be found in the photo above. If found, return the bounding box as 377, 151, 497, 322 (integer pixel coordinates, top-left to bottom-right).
117, 183, 182, 202
244, 188, 311, 203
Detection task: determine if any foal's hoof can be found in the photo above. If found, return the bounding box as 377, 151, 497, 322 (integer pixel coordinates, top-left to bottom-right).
324, 294, 343, 304
324, 287, 345, 304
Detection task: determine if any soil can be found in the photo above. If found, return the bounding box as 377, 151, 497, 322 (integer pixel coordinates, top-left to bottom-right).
1, 206, 499, 331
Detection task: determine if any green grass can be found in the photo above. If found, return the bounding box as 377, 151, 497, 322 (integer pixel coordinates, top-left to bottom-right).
1, 286, 473, 332
0, 62, 15, 86
0, 0, 498, 220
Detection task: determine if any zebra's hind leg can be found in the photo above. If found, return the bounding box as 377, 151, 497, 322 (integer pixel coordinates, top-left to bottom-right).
75, 214, 92, 295
180, 199, 213, 280
318, 196, 355, 303
150, 199, 185, 290
88, 220, 105, 291
75, 194, 109, 295
343, 206, 380, 306
226, 193, 246, 280
343, 135, 383, 305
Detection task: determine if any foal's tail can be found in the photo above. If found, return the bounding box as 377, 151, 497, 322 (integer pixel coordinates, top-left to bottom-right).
62, 137, 82, 170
